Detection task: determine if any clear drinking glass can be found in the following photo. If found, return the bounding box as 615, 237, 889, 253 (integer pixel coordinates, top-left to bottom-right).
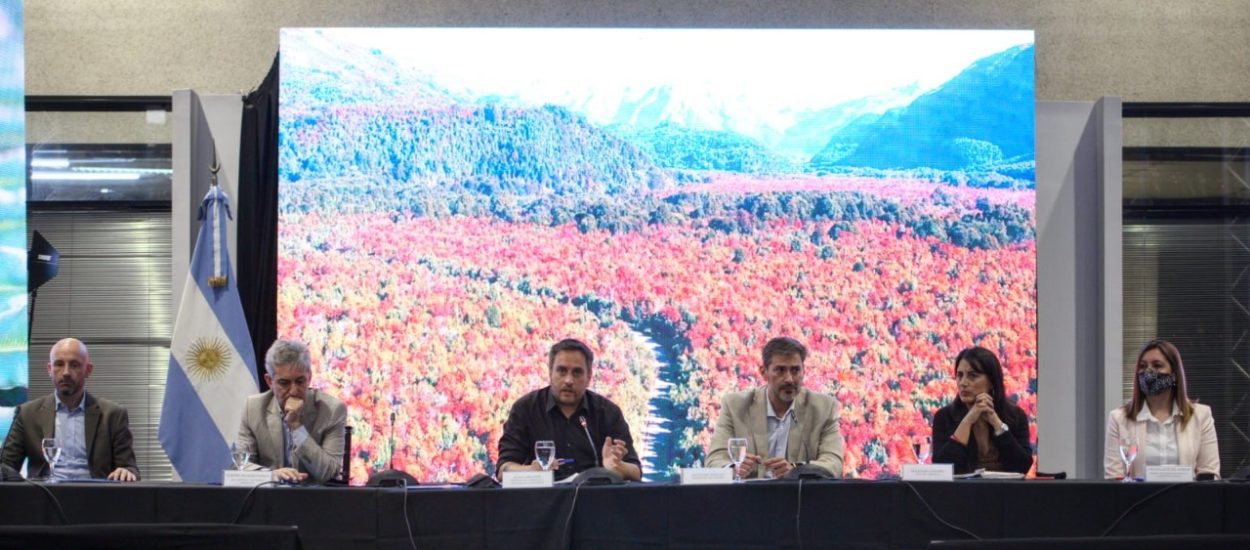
1118, 435, 1138, 482
230, 442, 250, 470
534, 440, 556, 471
912, 435, 932, 464
727, 438, 749, 482
41, 438, 61, 481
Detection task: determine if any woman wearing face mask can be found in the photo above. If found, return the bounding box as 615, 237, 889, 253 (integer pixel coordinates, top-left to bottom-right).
1104, 339, 1220, 480
931, 347, 1033, 474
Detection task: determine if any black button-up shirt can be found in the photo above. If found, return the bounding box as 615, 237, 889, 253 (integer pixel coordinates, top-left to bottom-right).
496, 387, 641, 480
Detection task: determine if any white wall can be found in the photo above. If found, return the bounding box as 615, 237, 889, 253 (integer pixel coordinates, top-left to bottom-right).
23, 1, 1250, 102
1035, 98, 1122, 478
172, 92, 242, 314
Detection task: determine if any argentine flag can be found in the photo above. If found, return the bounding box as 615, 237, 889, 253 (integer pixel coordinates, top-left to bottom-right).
159, 186, 258, 483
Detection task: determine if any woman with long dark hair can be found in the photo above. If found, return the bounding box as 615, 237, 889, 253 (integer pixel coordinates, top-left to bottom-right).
1104, 339, 1219, 480
931, 346, 1032, 474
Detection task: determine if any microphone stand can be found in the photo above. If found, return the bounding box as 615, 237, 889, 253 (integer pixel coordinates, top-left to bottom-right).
389, 409, 397, 471
578, 416, 600, 467
793, 412, 811, 466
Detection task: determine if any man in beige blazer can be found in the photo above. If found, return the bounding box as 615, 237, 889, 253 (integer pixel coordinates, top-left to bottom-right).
235, 339, 346, 484
1, 338, 139, 481
707, 337, 844, 478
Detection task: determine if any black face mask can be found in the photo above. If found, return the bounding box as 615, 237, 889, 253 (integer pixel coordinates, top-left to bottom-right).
1138, 370, 1176, 396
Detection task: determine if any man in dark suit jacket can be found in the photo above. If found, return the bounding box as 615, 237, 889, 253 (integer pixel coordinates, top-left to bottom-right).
1, 338, 139, 481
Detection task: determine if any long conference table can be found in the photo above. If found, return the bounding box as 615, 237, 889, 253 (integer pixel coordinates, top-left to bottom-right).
1, 479, 1249, 549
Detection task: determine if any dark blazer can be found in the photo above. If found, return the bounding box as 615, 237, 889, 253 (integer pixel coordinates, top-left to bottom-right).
1, 393, 140, 479
931, 399, 1032, 475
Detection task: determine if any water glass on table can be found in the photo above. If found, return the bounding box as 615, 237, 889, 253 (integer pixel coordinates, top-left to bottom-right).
727, 438, 748, 482
230, 442, 251, 471
41, 437, 61, 482
534, 440, 556, 472
1118, 435, 1138, 482
912, 435, 932, 464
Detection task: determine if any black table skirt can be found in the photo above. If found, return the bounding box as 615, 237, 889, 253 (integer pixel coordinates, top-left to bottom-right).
0, 523, 302, 550
1, 480, 1247, 549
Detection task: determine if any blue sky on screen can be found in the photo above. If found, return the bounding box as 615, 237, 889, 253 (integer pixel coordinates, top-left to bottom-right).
289, 28, 1031, 111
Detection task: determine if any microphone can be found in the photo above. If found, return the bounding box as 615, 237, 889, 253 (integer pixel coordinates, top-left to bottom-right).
578, 416, 600, 467
793, 411, 811, 466
389, 409, 397, 470
781, 404, 835, 480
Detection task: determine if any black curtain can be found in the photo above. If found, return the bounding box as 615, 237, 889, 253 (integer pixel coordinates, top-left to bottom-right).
237, 54, 279, 389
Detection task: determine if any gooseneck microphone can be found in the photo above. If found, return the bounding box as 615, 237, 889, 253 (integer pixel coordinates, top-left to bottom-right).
389, 409, 397, 470
578, 416, 600, 467
793, 411, 811, 466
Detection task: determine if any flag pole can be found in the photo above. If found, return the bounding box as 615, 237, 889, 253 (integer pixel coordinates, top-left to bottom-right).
207, 153, 226, 288
209, 148, 220, 187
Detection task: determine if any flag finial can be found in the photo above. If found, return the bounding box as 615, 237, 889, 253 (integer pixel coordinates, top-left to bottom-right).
209, 149, 220, 187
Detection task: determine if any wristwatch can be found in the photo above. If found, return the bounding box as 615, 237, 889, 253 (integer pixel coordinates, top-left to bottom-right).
994, 422, 1009, 436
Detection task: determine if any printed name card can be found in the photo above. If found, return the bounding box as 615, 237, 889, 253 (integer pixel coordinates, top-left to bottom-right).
223, 470, 274, 487
501, 470, 554, 489
680, 467, 734, 485
901, 464, 954, 482
1145, 465, 1194, 483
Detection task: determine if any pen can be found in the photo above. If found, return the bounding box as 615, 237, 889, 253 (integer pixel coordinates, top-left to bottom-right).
557, 458, 575, 465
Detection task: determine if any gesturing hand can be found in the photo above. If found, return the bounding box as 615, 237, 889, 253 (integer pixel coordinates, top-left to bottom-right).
602, 437, 628, 470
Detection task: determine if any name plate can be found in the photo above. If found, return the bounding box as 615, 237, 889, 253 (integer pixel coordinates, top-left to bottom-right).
680, 467, 734, 485
902, 464, 954, 482
501, 470, 553, 489
223, 469, 274, 487
1145, 465, 1194, 483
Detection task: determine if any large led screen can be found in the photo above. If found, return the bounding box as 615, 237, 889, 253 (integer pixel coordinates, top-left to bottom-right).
279, 28, 1037, 482
0, 1, 23, 442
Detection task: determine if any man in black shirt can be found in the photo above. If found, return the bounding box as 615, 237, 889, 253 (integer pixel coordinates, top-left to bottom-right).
496, 338, 642, 481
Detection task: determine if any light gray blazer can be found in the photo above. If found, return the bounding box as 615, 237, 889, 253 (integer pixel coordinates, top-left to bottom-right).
235, 388, 347, 483
706, 386, 844, 478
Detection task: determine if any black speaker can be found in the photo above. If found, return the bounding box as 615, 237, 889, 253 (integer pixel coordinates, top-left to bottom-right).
783, 463, 835, 480
366, 469, 418, 487
0, 464, 23, 482
567, 467, 624, 485
27, 231, 59, 292
464, 473, 500, 489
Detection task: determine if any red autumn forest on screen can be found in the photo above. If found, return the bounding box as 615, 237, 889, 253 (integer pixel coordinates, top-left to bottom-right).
278, 171, 1036, 482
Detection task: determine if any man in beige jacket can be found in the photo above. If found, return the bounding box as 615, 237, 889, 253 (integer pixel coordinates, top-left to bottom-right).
235, 339, 346, 484
706, 337, 844, 479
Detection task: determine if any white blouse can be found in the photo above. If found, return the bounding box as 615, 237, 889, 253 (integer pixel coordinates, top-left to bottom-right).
1135, 403, 1180, 466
